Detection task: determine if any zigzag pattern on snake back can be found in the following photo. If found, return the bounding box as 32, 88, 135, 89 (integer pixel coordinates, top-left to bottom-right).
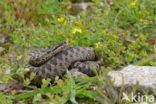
25, 41, 103, 85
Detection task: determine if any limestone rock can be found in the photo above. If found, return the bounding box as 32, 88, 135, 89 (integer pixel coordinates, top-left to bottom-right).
108, 65, 156, 95
71, 2, 93, 14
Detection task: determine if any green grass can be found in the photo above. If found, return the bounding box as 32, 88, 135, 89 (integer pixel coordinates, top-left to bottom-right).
0, 0, 156, 103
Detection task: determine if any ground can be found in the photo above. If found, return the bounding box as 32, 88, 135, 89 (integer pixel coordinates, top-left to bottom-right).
0, 0, 156, 104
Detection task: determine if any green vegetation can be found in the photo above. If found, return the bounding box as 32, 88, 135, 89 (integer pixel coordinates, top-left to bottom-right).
0, 0, 156, 103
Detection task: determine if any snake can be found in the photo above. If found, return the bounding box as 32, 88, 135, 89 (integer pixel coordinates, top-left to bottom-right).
25, 41, 103, 85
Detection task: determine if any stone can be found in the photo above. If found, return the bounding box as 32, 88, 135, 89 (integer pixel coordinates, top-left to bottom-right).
71, 2, 93, 14
0, 47, 5, 55
71, 0, 92, 3
108, 65, 156, 95
0, 35, 9, 45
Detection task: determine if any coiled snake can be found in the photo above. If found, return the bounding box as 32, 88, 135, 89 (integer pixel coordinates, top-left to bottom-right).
26, 41, 103, 85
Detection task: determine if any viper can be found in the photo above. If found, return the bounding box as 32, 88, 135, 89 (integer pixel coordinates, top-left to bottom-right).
25, 41, 103, 85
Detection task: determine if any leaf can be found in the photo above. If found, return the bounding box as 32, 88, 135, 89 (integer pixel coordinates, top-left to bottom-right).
0, 92, 12, 104
13, 91, 38, 100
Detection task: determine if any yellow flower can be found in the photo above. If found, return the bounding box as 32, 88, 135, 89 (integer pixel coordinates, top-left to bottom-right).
130, 0, 138, 6
17, 55, 22, 60
95, 42, 103, 50
72, 28, 82, 34
57, 17, 65, 23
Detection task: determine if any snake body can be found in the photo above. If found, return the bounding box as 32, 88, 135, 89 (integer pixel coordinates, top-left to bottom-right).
26, 41, 102, 85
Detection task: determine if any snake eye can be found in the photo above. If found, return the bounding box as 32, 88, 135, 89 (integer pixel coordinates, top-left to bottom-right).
47, 50, 51, 54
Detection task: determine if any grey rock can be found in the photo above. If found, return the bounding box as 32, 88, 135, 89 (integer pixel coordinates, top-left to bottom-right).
0, 35, 9, 44
71, 0, 92, 3
108, 65, 156, 95
71, 2, 93, 14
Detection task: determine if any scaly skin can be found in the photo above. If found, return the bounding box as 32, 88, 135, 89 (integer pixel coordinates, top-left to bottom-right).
26, 42, 102, 85
29, 41, 68, 66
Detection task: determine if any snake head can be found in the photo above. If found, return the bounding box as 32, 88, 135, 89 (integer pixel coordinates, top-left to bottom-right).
50, 40, 68, 52
29, 41, 69, 66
